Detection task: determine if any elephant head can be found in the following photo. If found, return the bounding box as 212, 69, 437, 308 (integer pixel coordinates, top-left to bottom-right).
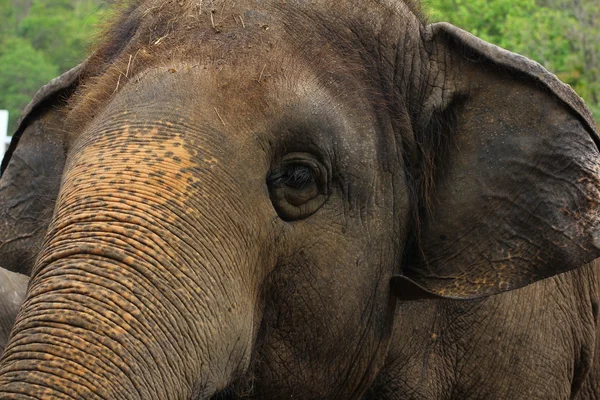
0, 1, 598, 399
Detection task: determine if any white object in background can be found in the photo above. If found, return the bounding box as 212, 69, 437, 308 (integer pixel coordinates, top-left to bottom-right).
0, 110, 10, 164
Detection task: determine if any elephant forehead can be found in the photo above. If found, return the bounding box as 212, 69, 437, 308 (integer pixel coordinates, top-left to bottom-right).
103, 0, 422, 51
73, 56, 381, 163
66, 0, 425, 133
69, 48, 371, 149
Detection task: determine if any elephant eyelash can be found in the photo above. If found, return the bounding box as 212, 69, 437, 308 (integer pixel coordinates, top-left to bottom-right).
268, 164, 316, 190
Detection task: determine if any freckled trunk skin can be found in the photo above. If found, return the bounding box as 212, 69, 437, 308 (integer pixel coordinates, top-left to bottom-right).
0, 114, 264, 399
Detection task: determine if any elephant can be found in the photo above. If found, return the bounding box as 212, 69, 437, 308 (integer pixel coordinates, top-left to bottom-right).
0, 0, 599, 399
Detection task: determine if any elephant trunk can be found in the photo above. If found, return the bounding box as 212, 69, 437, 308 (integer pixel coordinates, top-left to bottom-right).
0, 232, 252, 399
0, 123, 264, 399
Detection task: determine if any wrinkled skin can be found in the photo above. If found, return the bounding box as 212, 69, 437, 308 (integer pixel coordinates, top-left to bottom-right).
0, 269, 27, 356
1, 266, 598, 399
367, 262, 600, 400
0, 0, 600, 399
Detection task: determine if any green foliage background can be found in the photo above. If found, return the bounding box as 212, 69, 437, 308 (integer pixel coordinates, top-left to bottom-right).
0, 0, 599, 133
0, 0, 107, 133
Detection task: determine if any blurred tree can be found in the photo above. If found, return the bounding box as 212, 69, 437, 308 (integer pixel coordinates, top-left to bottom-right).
0, 37, 58, 132
571, 0, 599, 114
426, 0, 538, 44
0, 0, 15, 36
18, 0, 105, 71
0, 0, 106, 134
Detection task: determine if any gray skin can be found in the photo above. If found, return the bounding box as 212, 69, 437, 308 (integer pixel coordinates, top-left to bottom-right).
0, 65, 74, 356
0, 1, 599, 399
367, 261, 600, 400
0, 269, 27, 356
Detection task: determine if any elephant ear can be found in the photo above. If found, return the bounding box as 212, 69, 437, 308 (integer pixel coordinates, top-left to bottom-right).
393, 23, 600, 300
0, 267, 28, 356
0, 63, 85, 276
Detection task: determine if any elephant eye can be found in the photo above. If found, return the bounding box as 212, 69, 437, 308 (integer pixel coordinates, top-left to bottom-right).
267, 154, 328, 221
